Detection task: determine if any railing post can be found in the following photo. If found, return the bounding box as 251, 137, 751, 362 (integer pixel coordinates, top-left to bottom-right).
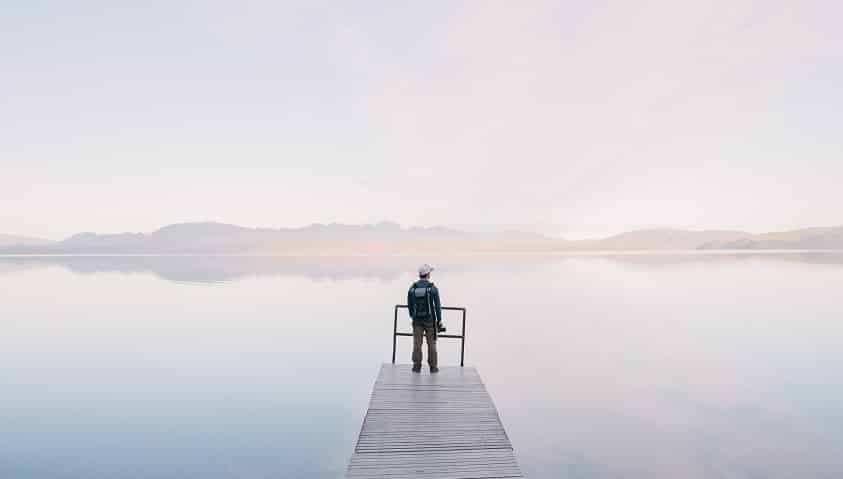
460, 309, 466, 367
392, 305, 398, 364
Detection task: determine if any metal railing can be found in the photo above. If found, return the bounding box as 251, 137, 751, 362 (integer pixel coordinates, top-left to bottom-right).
392, 305, 467, 367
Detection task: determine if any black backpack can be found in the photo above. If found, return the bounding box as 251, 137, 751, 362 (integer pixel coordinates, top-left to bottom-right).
411, 284, 434, 319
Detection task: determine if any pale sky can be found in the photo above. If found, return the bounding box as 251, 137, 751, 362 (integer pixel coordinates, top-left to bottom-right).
2, 1, 841, 240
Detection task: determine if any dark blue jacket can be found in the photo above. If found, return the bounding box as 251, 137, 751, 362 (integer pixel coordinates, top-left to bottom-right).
407, 279, 442, 325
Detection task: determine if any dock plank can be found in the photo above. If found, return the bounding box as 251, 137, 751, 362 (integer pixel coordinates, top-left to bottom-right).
345, 364, 524, 478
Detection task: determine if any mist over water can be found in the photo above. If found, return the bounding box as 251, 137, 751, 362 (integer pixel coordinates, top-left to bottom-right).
2, 254, 841, 478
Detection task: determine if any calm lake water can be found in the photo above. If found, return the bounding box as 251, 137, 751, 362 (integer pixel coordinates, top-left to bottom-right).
2, 253, 842, 478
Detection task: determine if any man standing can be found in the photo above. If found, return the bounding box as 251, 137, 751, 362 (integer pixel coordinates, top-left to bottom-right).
407, 264, 443, 373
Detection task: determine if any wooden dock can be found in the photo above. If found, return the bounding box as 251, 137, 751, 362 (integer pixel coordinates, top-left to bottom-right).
345, 364, 524, 478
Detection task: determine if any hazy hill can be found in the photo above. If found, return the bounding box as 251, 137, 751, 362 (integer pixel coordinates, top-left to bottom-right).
0, 222, 555, 255
699, 226, 843, 250
0, 234, 54, 248
569, 229, 749, 251
2, 223, 842, 254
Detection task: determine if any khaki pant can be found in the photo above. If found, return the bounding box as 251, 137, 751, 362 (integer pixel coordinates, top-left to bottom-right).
412, 322, 438, 368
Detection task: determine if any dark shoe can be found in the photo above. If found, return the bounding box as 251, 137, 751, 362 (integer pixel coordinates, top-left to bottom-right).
430, 367, 439, 373
412, 365, 421, 373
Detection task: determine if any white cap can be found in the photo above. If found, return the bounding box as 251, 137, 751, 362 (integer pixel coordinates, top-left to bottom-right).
418, 264, 434, 276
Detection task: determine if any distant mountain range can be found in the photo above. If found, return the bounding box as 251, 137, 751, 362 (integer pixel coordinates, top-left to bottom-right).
1, 222, 842, 254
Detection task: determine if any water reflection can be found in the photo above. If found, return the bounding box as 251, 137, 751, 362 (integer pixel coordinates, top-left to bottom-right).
1, 252, 842, 283
1, 253, 842, 478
